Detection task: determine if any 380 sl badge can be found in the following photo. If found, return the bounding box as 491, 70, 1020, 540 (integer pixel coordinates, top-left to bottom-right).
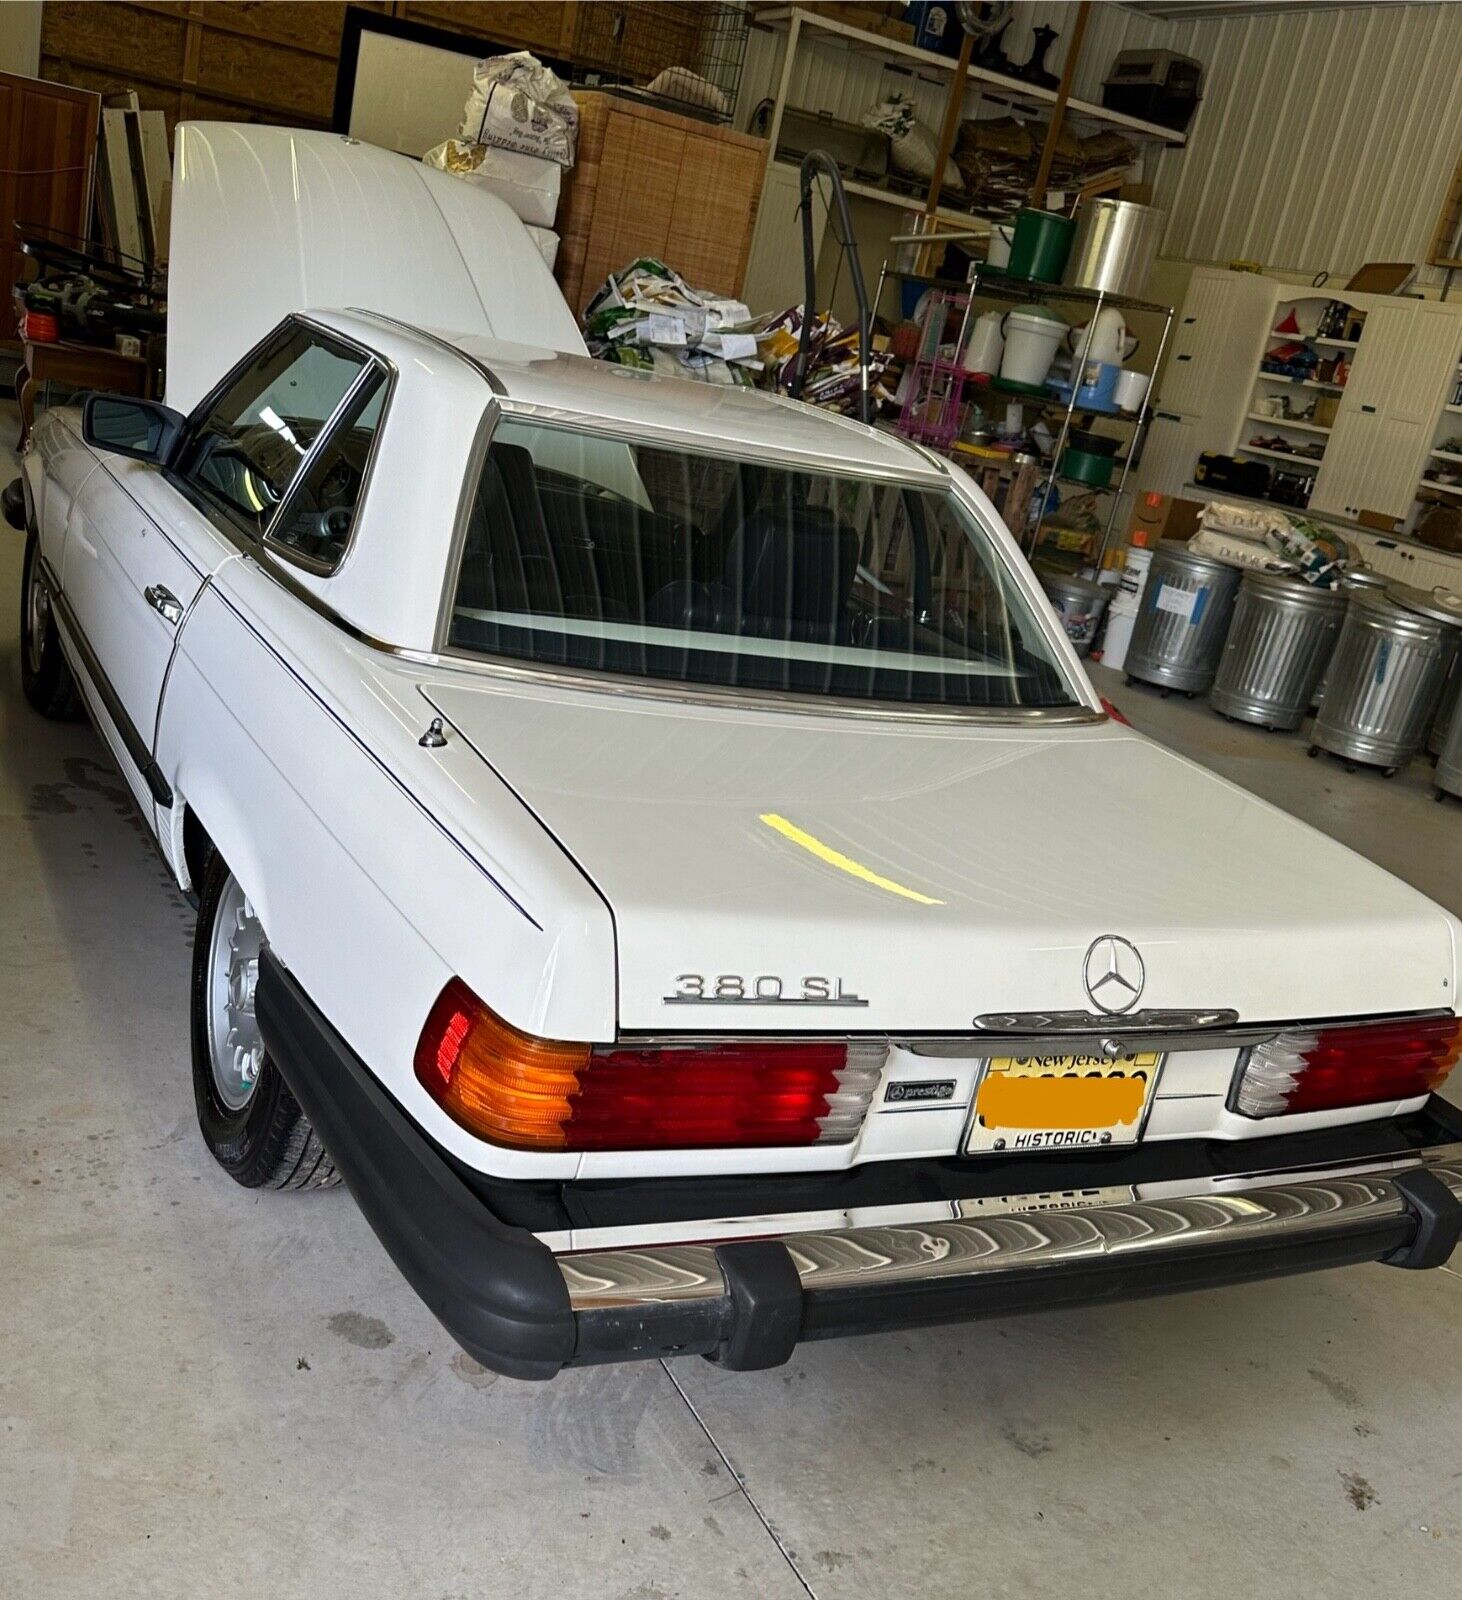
665, 974, 868, 1006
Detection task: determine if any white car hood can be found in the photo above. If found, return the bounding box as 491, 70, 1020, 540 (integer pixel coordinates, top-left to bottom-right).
167, 123, 584, 413
424, 677, 1457, 1033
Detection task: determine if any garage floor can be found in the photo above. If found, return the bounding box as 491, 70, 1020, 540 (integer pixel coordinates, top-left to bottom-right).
4, 407, 1460, 1598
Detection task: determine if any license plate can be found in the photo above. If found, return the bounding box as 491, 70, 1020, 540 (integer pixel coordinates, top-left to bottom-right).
966, 1052, 1163, 1154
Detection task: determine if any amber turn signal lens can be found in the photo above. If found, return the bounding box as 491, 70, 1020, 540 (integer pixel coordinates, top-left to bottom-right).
414, 978, 590, 1149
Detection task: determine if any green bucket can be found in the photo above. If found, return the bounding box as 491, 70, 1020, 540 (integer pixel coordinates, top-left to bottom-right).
1006, 208, 1076, 284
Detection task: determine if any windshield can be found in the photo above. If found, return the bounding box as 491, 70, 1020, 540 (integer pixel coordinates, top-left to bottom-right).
446, 419, 1079, 710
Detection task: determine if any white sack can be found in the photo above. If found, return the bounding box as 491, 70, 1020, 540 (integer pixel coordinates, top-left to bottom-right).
423, 139, 561, 227
460, 50, 578, 167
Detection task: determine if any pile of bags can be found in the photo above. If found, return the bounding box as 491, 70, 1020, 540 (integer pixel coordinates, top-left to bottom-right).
1190, 499, 1348, 585
584, 258, 762, 387
758, 306, 897, 417
953, 118, 1135, 216
424, 52, 577, 248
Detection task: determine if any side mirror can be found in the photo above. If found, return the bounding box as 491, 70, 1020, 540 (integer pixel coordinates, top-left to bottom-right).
82, 394, 185, 465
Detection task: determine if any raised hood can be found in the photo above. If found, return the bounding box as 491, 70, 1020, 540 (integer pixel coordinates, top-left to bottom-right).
166, 123, 584, 413
423, 677, 1458, 1034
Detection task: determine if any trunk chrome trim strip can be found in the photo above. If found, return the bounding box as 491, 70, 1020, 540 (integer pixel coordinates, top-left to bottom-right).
554, 1143, 1462, 1311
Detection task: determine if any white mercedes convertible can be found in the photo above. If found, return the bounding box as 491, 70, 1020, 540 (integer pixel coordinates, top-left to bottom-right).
10, 126, 1462, 1379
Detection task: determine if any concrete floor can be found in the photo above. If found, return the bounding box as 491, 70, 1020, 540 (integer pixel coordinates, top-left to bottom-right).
4, 406, 1461, 1598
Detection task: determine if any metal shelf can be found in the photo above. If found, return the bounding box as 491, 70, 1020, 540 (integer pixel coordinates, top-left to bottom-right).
751, 7, 1188, 147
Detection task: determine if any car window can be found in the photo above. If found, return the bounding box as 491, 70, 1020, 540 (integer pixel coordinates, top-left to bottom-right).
446, 418, 1079, 712
174, 323, 368, 537
267, 373, 386, 571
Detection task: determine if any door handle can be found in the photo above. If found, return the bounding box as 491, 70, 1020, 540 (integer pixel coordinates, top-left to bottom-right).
145, 584, 183, 626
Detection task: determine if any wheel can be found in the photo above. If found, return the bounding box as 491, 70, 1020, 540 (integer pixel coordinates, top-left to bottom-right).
19, 528, 81, 719
1343, 761, 1357, 774
1124, 675, 1135, 688
1307, 745, 1320, 758
1436, 790, 1447, 803
1382, 767, 1398, 780
190, 852, 338, 1190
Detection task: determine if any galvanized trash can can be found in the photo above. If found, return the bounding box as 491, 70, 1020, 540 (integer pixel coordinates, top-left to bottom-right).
1437, 665, 1462, 801
1426, 653, 1461, 758
1210, 571, 1345, 731
1313, 567, 1390, 709
1124, 539, 1242, 695
1039, 572, 1111, 658
1309, 583, 1462, 775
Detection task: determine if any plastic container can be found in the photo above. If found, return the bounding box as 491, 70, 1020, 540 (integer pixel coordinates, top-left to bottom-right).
1040, 572, 1111, 657
1098, 539, 1155, 672
1124, 539, 1242, 694
1047, 359, 1120, 412
961, 310, 1005, 374
999, 306, 1065, 387
1006, 208, 1075, 284
1059, 446, 1116, 490
1210, 571, 1346, 731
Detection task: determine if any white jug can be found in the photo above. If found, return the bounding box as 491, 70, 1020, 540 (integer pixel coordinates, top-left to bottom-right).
961, 310, 1005, 374
1068, 307, 1137, 368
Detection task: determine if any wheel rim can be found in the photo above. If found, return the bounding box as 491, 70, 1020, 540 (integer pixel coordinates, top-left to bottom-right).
205, 877, 265, 1111
24, 554, 49, 677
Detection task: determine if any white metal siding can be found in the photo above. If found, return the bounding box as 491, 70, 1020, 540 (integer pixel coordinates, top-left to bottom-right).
738, 5, 1462, 286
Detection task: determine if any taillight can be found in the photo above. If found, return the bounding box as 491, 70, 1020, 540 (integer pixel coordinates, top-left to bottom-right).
1100, 696, 1131, 726
414, 978, 884, 1151
1231, 1015, 1462, 1118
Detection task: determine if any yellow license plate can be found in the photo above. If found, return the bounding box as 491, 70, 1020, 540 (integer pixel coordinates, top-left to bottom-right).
966, 1052, 1162, 1154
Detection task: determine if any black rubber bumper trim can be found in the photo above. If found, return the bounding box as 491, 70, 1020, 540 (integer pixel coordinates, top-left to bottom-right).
710, 1242, 804, 1370
254, 950, 575, 1381
1385, 1169, 1462, 1269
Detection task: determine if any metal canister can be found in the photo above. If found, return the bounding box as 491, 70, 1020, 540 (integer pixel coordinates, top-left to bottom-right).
1310, 584, 1462, 772
1437, 666, 1462, 801
1313, 567, 1391, 708
1039, 571, 1111, 657
1426, 653, 1462, 758
1124, 540, 1242, 694
1062, 198, 1164, 297
1210, 571, 1345, 731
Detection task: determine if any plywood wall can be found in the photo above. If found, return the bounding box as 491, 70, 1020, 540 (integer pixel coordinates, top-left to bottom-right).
36, 2, 583, 136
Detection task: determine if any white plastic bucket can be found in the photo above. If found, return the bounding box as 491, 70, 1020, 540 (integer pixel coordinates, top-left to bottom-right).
987, 221, 1015, 270
1099, 545, 1154, 671
1000, 309, 1065, 386
962, 310, 1005, 373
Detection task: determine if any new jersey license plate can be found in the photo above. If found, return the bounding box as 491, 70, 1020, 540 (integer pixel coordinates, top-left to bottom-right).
966, 1052, 1163, 1154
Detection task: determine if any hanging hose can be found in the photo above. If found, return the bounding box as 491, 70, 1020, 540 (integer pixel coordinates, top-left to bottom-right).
789, 151, 872, 426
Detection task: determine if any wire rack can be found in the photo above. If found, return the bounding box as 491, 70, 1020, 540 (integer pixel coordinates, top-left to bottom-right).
570, 4, 748, 125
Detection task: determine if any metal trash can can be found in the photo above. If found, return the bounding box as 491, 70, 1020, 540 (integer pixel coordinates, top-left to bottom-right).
1313, 567, 1390, 709
1210, 571, 1345, 731
1039, 571, 1111, 658
1437, 666, 1462, 802
1124, 540, 1242, 695
1426, 653, 1461, 758
1309, 583, 1462, 775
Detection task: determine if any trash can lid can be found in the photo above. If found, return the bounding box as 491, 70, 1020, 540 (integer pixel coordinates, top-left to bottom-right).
1386, 582, 1462, 629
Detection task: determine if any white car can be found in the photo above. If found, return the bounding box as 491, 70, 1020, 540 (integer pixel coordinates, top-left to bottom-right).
10, 125, 1462, 1379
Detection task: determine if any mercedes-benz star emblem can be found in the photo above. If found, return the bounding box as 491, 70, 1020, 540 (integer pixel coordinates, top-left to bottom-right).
1083, 935, 1145, 1015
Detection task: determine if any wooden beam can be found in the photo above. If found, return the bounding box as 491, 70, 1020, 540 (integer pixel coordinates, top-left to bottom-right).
1029, 1, 1091, 211
916, 28, 974, 276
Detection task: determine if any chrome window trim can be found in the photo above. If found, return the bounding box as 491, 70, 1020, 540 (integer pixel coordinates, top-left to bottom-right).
435, 409, 1101, 727
261, 351, 397, 579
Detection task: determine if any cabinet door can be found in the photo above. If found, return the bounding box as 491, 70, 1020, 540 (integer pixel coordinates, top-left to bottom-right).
1160, 270, 1274, 423
1310, 408, 1377, 519
1135, 410, 1200, 498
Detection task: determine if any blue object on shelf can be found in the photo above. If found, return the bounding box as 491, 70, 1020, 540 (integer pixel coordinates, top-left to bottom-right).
907, 2, 963, 56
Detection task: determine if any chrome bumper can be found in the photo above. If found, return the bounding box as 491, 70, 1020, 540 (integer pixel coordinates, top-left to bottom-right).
556, 1143, 1462, 1366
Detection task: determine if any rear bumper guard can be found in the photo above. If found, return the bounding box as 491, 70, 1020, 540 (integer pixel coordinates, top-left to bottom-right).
256, 950, 1462, 1381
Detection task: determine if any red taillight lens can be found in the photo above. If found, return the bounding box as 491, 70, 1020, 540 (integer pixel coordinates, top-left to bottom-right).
1100, 696, 1131, 726
1233, 1015, 1462, 1118
414, 979, 883, 1150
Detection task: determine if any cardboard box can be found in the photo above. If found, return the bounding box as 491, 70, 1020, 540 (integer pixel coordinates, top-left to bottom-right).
1129, 490, 1204, 545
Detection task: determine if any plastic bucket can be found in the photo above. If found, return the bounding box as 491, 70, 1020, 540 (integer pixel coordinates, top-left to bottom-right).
1040, 572, 1111, 657
1006, 208, 1076, 284
1000, 308, 1065, 386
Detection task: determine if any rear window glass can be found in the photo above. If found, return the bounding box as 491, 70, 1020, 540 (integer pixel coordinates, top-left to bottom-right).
446, 419, 1078, 711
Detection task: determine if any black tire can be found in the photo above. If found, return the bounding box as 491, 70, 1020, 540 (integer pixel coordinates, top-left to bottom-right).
190, 851, 338, 1190
19, 528, 81, 719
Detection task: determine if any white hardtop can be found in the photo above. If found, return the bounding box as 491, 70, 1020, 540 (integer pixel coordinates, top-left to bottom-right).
166, 123, 584, 415
436, 331, 949, 483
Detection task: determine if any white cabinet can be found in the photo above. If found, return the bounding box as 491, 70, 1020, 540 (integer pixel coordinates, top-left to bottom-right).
1347, 530, 1462, 592
1309, 298, 1462, 522
1137, 409, 1202, 498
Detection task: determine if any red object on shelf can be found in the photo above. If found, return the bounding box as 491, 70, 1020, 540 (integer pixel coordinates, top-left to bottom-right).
1273, 308, 1300, 334
22, 310, 59, 343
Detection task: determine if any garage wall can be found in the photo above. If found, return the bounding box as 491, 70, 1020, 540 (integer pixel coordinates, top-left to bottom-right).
741, 2, 1462, 287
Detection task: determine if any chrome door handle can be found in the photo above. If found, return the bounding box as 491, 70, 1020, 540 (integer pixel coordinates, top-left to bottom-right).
144, 584, 183, 625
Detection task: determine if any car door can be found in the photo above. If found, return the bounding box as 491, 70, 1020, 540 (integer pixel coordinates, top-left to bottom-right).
60, 318, 373, 808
